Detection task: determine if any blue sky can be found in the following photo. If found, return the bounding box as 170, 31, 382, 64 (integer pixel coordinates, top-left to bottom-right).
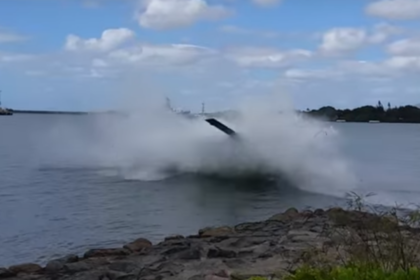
0, 0, 419, 112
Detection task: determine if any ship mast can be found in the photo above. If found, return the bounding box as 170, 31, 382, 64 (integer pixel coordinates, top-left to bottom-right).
166, 97, 173, 111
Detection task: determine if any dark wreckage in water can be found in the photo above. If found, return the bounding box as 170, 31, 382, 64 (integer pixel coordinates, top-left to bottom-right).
166, 97, 240, 139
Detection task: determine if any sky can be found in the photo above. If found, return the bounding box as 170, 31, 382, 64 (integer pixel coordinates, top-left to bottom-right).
0, 0, 419, 112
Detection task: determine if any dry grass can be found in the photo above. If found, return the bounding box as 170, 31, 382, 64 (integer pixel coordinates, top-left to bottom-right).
327, 191, 420, 272
244, 192, 420, 280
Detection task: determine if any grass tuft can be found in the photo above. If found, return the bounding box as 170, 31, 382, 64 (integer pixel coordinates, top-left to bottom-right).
283, 264, 420, 280
243, 191, 420, 280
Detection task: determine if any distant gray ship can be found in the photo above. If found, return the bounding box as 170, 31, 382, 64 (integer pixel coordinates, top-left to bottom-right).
0, 90, 13, 115
0, 108, 13, 115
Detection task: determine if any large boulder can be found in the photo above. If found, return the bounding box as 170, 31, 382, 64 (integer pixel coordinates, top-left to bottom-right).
198, 226, 235, 237
123, 238, 152, 252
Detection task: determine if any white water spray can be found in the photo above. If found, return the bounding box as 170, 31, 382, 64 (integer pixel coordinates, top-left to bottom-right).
39, 88, 357, 198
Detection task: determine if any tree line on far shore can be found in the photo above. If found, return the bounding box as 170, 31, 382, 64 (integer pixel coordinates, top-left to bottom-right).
302, 101, 420, 123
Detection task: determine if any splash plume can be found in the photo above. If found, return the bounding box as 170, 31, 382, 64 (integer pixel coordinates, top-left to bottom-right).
39, 87, 357, 198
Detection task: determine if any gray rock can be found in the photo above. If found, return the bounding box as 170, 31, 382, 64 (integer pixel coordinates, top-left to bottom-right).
268, 208, 300, 222
62, 270, 106, 280
199, 226, 235, 237
309, 225, 324, 233
164, 235, 184, 241
108, 261, 140, 273
178, 247, 202, 260
45, 260, 64, 274
204, 276, 229, 280
63, 262, 91, 273
59, 254, 79, 263
314, 208, 325, 215
213, 270, 230, 278
207, 247, 237, 259
301, 210, 314, 217
45, 254, 79, 273
63, 258, 109, 274
0, 267, 15, 278
6, 208, 418, 280
228, 237, 269, 248
162, 246, 189, 256
83, 248, 129, 259
188, 275, 205, 280
222, 258, 247, 268
238, 241, 271, 256
123, 238, 152, 253
142, 276, 163, 280
8, 263, 43, 274
114, 275, 137, 280
101, 270, 137, 280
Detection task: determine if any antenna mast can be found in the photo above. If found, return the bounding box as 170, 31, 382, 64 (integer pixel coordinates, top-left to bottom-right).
166, 97, 172, 111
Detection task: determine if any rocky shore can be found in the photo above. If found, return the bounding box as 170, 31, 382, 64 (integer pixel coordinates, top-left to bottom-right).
1, 207, 418, 280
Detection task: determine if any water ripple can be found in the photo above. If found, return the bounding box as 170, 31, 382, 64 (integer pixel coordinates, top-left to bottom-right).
1, 116, 420, 266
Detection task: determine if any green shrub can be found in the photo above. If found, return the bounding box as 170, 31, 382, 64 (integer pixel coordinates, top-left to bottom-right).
247, 277, 270, 280
284, 264, 420, 280
245, 192, 420, 280
331, 192, 420, 272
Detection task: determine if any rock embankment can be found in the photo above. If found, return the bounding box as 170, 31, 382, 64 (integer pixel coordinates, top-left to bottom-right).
0, 207, 416, 280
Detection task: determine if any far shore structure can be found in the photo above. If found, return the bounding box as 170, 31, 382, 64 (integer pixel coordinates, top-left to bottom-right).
3, 95, 420, 123
0, 90, 13, 116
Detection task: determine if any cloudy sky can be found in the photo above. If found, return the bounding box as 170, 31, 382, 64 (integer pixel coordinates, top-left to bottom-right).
0, 0, 419, 112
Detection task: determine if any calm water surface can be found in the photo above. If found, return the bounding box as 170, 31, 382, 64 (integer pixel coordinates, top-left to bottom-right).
1, 114, 419, 266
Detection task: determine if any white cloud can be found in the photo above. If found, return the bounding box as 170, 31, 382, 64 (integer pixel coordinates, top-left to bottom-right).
337, 60, 402, 77
92, 58, 108, 68
384, 56, 420, 71
366, 0, 420, 20
4, 18, 419, 111
319, 28, 368, 56
224, 46, 312, 68
284, 68, 342, 80
387, 37, 420, 56
220, 25, 253, 35
81, 0, 101, 8
251, 0, 282, 7
0, 52, 35, 62
282, 54, 420, 92
280, 57, 419, 108
0, 29, 27, 43
368, 22, 404, 43
64, 28, 135, 52
13, 34, 223, 82
318, 24, 403, 56
136, 0, 231, 30
219, 25, 279, 38
107, 43, 217, 66
25, 70, 46, 77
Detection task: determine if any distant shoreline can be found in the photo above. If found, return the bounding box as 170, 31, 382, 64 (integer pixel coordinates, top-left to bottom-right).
7, 111, 420, 124
12, 110, 90, 115
5, 104, 420, 124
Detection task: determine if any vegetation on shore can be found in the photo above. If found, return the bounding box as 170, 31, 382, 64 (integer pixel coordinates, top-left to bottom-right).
247, 192, 420, 280
5, 100, 420, 123
303, 101, 420, 123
